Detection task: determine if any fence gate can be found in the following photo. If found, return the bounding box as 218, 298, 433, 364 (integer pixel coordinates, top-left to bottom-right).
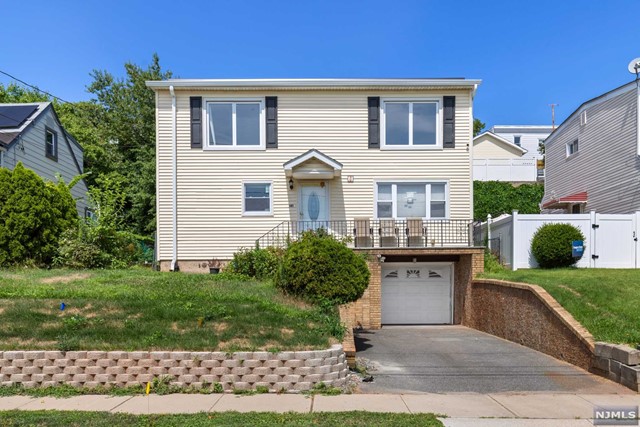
591, 213, 638, 268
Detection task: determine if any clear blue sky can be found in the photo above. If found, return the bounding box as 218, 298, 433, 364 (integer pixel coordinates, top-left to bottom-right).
2, 0, 639, 128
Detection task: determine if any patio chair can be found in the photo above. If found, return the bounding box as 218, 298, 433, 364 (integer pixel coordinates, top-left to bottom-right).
354, 218, 373, 248
406, 218, 425, 247
379, 219, 399, 247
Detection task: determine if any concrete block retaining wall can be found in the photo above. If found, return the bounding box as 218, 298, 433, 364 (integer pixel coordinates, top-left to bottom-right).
0, 345, 348, 393
593, 343, 640, 392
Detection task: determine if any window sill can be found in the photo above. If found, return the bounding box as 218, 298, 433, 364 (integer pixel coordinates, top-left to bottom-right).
45, 154, 58, 162
204, 146, 266, 151
380, 145, 443, 151
242, 212, 274, 217
565, 152, 580, 160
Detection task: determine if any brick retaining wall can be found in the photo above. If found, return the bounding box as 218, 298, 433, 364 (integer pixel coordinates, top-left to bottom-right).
0, 345, 348, 392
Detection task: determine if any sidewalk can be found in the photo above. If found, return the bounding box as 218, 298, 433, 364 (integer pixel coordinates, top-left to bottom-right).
0, 392, 638, 425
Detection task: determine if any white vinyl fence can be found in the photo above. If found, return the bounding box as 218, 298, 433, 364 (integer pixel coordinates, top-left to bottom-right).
477, 211, 640, 270
473, 158, 538, 182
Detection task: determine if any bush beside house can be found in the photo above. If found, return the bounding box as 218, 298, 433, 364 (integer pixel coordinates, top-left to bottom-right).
474, 181, 544, 221
531, 223, 585, 268
0, 164, 77, 266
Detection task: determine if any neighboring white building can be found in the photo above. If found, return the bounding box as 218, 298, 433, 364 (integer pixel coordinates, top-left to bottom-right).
542, 80, 640, 214
490, 125, 553, 160
472, 131, 537, 182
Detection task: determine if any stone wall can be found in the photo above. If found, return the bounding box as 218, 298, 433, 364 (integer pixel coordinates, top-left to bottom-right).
464, 279, 594, 371
0, 345, 348, 392
593, 343, 640, 392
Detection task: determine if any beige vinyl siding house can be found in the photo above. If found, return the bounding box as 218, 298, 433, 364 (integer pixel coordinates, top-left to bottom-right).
148, 79, 484, 329
542, 81, 640, 214
0, 102, 88, 216
473, 132, 527, 159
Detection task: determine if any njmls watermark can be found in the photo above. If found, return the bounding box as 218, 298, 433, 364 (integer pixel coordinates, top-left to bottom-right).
594, 406, 639, 426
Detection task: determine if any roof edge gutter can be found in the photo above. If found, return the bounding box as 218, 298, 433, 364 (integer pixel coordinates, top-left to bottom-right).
636, 78, 640, 156
145, 78, 482, 89
169, 85, 178, 272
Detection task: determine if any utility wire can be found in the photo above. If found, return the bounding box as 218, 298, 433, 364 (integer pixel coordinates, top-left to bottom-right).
0, 69, 72, 104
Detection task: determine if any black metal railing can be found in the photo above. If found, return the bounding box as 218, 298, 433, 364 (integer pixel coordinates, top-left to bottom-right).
256, 219, 474, 249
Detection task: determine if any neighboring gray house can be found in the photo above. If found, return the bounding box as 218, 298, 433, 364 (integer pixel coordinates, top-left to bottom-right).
0, 102, 89, 216
542, 80, 640, 213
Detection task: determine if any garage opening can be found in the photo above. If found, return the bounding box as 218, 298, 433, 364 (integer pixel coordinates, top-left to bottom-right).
381, 262, 453, 325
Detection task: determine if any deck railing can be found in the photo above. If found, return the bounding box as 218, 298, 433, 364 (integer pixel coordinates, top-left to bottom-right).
256, 219, 474, 249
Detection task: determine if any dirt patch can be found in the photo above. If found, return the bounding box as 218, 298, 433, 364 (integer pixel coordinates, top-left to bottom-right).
280, 328, 294, 337
559, 285, 582, 297
41, 273, 92, 284
0, 273, 24, 281
275, 294, 313, 310
0, 337, 58, 349
214, 322, 228, 333
219, 338, 252, 350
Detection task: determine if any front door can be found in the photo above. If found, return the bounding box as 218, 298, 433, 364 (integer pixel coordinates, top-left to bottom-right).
299, 183, 329, 230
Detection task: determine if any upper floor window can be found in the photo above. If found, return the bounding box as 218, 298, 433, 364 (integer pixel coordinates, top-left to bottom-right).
376, 182, 448, 219
382, 100, 440, 148
514, 135, 521, 146
205, 100, 264, 150
45, 127, 57, 161
566, 139, 579, 157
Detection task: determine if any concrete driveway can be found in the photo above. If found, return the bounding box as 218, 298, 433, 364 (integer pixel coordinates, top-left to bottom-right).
356, 326, 631, 394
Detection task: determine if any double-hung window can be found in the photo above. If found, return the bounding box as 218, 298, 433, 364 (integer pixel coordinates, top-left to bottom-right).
243, 182, 272, 215
382, 100, 440, 148
206, 100, 264, 149
566, 139, 579, 157
376, 182, 448, 219
45, 127, 57, 161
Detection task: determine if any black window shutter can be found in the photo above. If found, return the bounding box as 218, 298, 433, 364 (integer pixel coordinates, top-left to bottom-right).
266, 96, 278, 149
190, 97, 202, 148
443, 96, 455, 149
368, 97, 380, 149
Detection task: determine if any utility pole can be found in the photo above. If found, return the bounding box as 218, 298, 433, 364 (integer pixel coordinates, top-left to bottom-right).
549, 104, 559, 130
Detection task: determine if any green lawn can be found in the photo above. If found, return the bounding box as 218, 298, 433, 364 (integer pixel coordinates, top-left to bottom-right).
0, 269, 342, 351
482, 268, 640, 346
1, 411, 443, 427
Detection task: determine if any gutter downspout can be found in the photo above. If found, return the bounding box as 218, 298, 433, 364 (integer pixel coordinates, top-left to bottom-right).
170, 85, 178, 271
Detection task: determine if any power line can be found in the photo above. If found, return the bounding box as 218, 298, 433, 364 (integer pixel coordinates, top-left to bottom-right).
0, 69, 72, 104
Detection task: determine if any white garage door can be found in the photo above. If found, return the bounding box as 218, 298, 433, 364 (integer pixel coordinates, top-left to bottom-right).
381, 263, 453, 325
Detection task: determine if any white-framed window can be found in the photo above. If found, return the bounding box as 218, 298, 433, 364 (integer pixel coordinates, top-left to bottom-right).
580, 111, 587, 126
205, 99, 265, 150
381, 99, 441, 149
45, 127, 58, 161
375, 182, 448, 219
242, 182, 272, 215
566, 139, 579, 157
514, 135, 521, 146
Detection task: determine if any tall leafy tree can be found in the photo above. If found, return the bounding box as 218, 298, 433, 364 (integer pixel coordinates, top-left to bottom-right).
87, 54, 171, 235
473, 118, 486, 136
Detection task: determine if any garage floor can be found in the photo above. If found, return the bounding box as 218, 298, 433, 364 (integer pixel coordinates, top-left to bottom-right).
356, 326, 631, 394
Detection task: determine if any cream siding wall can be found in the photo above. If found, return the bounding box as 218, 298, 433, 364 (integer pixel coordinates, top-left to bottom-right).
156, 90, 473, 261
3, 108, 88, 216
473, 136, 524, 159
542, 89, 638, 213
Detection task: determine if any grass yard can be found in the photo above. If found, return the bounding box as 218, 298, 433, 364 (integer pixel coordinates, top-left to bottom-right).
0, 269, 342, 351
482, 268, 640, 346
0, 411, 443, 427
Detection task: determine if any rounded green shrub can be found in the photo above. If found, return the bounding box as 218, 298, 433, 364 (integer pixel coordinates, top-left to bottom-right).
531, 223, 585, 268
227, 246, 283, 280
276, 230, 370, 304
